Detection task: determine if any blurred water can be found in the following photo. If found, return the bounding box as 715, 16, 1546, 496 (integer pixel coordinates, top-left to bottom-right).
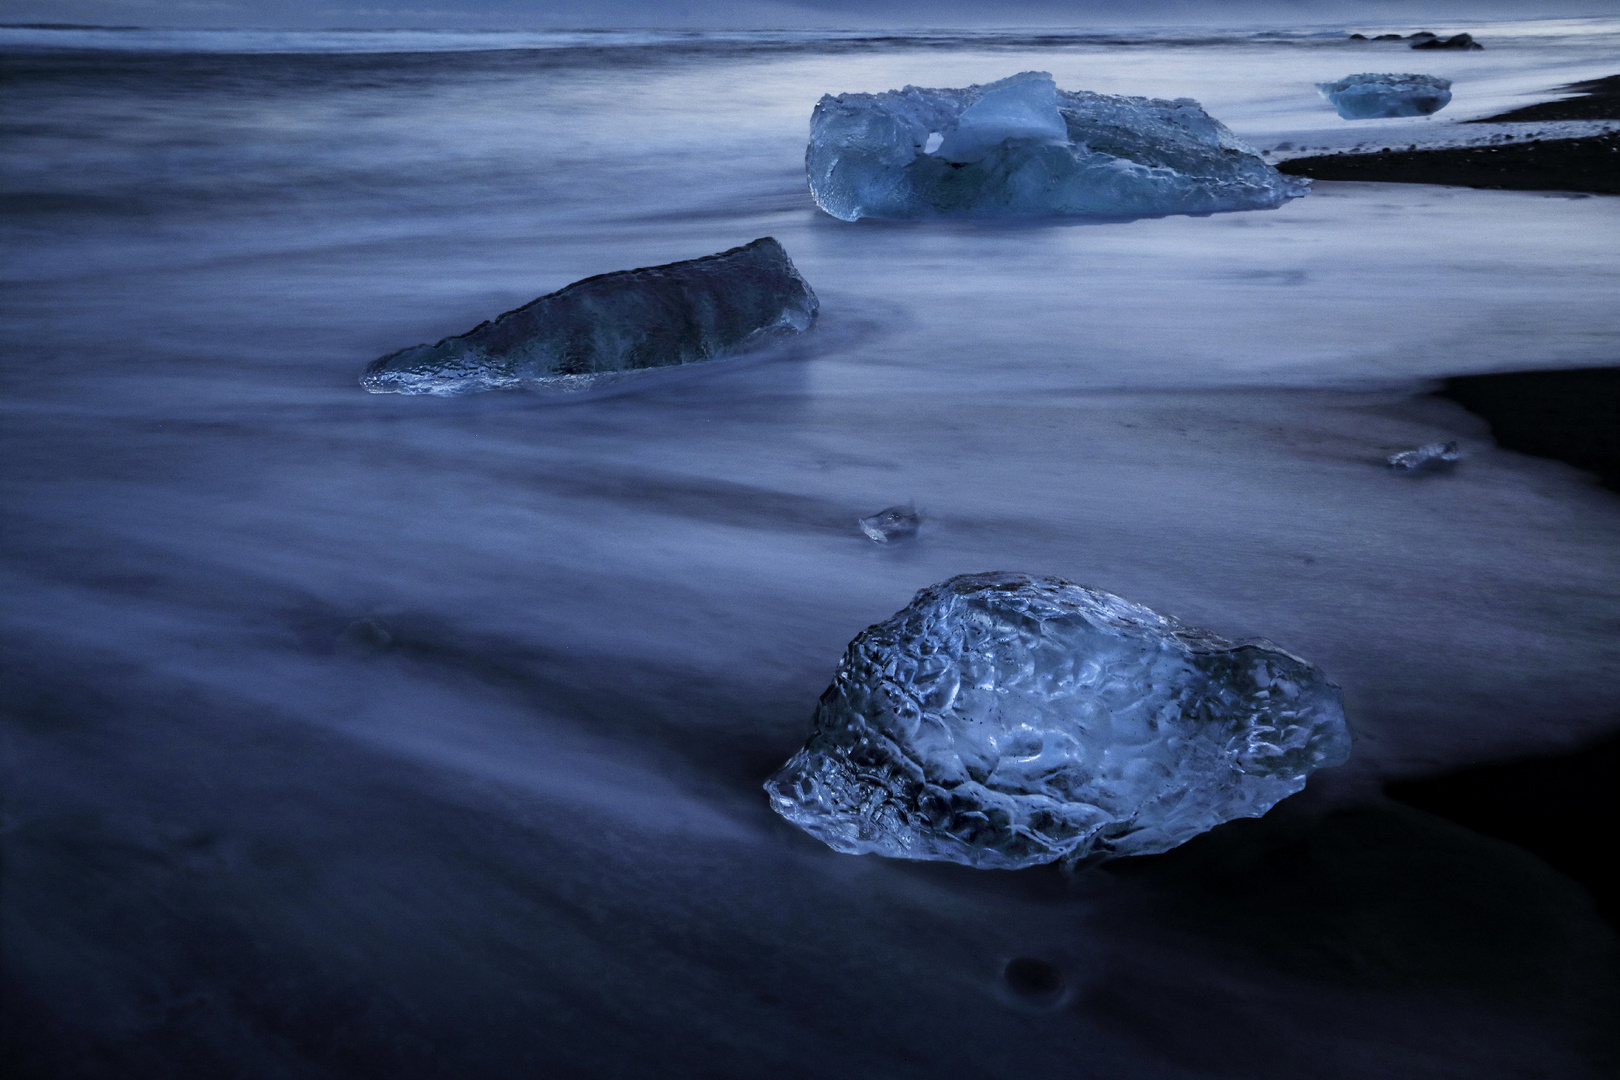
3, 21, 1619, 1079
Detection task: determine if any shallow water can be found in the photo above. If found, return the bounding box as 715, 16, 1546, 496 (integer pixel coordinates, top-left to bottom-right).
3, 20, 1619, 1079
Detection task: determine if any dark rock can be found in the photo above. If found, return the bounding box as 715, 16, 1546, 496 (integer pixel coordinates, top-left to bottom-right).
1373, 34, 1404, 40
1348, 33, 1368, 40
1413, 33, 1483, 51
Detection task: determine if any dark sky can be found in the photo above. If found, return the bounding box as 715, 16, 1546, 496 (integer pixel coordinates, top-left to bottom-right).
0, 0, 1595, 30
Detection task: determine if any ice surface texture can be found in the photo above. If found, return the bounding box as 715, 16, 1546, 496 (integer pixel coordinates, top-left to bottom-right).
806, 71, 1309, 221
361, 237, 818, 395
1318, 73, 1453, 120
1388, 440, 1461, 471
766, 573, 1350, 869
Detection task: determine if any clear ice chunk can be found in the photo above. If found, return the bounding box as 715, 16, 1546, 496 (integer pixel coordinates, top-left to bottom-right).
1317, 73, 1452, 120
805, 71, 1309, 221
934, 71, 1070, 163
361, 237, 818, 396
1387, 440, 1461, 471
765, 572, 1350, 869
858, 505, 920, 544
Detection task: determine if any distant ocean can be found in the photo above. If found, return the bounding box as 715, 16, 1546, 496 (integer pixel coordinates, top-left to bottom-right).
4, 18, 1619, 1080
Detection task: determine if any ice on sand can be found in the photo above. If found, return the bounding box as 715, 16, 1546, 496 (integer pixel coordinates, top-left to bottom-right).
1388, 441, 1461, 471
806, 71, 1309, 221
765, 573, 1349, 869
858, 505, 920, 543
361, 238, 818, 396
1317, 73, 1453, 120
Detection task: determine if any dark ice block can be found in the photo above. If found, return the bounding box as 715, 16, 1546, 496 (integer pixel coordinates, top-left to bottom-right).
362, 237, 818, 395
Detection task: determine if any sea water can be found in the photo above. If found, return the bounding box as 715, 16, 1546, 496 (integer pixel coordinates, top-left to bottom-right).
4, 19, 1619, 1078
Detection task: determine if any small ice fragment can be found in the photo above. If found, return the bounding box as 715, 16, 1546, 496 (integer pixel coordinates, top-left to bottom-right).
361, 237, 818, 396
806, 70, 1309, 221
1387, 440, 1461, 471
858, 505, 920, 543
1317, 73, 1452, 120
764, 572, 1350, 869
340, 618, 393, 650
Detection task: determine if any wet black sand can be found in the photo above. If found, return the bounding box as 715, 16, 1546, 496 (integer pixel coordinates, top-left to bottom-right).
1375, 366, 1620, 934
1276, 132, 1620, 195
1388, 731, 1620, 928
1470, 74, 1620, 124
1277, 74, 1620, 194
1438, 366, 1620, 492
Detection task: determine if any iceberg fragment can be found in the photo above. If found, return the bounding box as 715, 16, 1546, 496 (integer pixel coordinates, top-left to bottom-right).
1413, 33, 1482, 51
805, 71, 1309, 221
858, 505, 920, 544
765, 573, 1350, 869
361, 238, 818, 396
1317, 73, 1453, 120
1388, 440, 1461, 471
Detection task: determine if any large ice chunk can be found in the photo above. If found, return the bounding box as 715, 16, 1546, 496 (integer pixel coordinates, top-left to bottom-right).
1317, 73, 1452, 120
806, 71, 1309, 221
361, 238, 818, 396
765, 573, 1350, 868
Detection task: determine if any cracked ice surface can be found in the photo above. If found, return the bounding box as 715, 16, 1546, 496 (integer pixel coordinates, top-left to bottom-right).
806, 71, 1309, 221
766, 573, 1350, 869
1317, 73, 1453, 120
361, 237, 817, 396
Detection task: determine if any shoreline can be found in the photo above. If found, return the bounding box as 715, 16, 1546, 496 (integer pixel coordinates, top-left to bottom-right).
1276, 131, 1620, 194
1438, 366, 1620, 493
1275, 74, 1620, 195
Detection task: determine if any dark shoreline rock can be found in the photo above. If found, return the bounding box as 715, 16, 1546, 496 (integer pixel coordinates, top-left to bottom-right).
1275, 132, 1620, 195
1438, 367, 1620, 492
1412, 32, 1482, 51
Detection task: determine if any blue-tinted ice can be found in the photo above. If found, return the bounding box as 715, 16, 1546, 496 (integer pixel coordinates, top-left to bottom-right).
1317, 73, 1452, 120
765, 573, 1350, 868
361, 238, 818, 396
1388, 440, 1461, 471
806, 71, 1309, 221
858, 505, 920, 544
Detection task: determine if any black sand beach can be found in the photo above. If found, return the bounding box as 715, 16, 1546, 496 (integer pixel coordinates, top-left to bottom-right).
1438, 367, 1620, 493
5, 24, 1619, 1080
1471, 74, 1620, 123
1276, 132, 1620, 195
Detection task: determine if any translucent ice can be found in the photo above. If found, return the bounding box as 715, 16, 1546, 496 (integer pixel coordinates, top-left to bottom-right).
1388, 440, 1461, 471
805, 71, 1309, 221
1317, 73, 1453, 120
933, 71, 1069, 163
765, 573, 1350, 869
361, 238, 818, 396
858, 505, 920, 544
